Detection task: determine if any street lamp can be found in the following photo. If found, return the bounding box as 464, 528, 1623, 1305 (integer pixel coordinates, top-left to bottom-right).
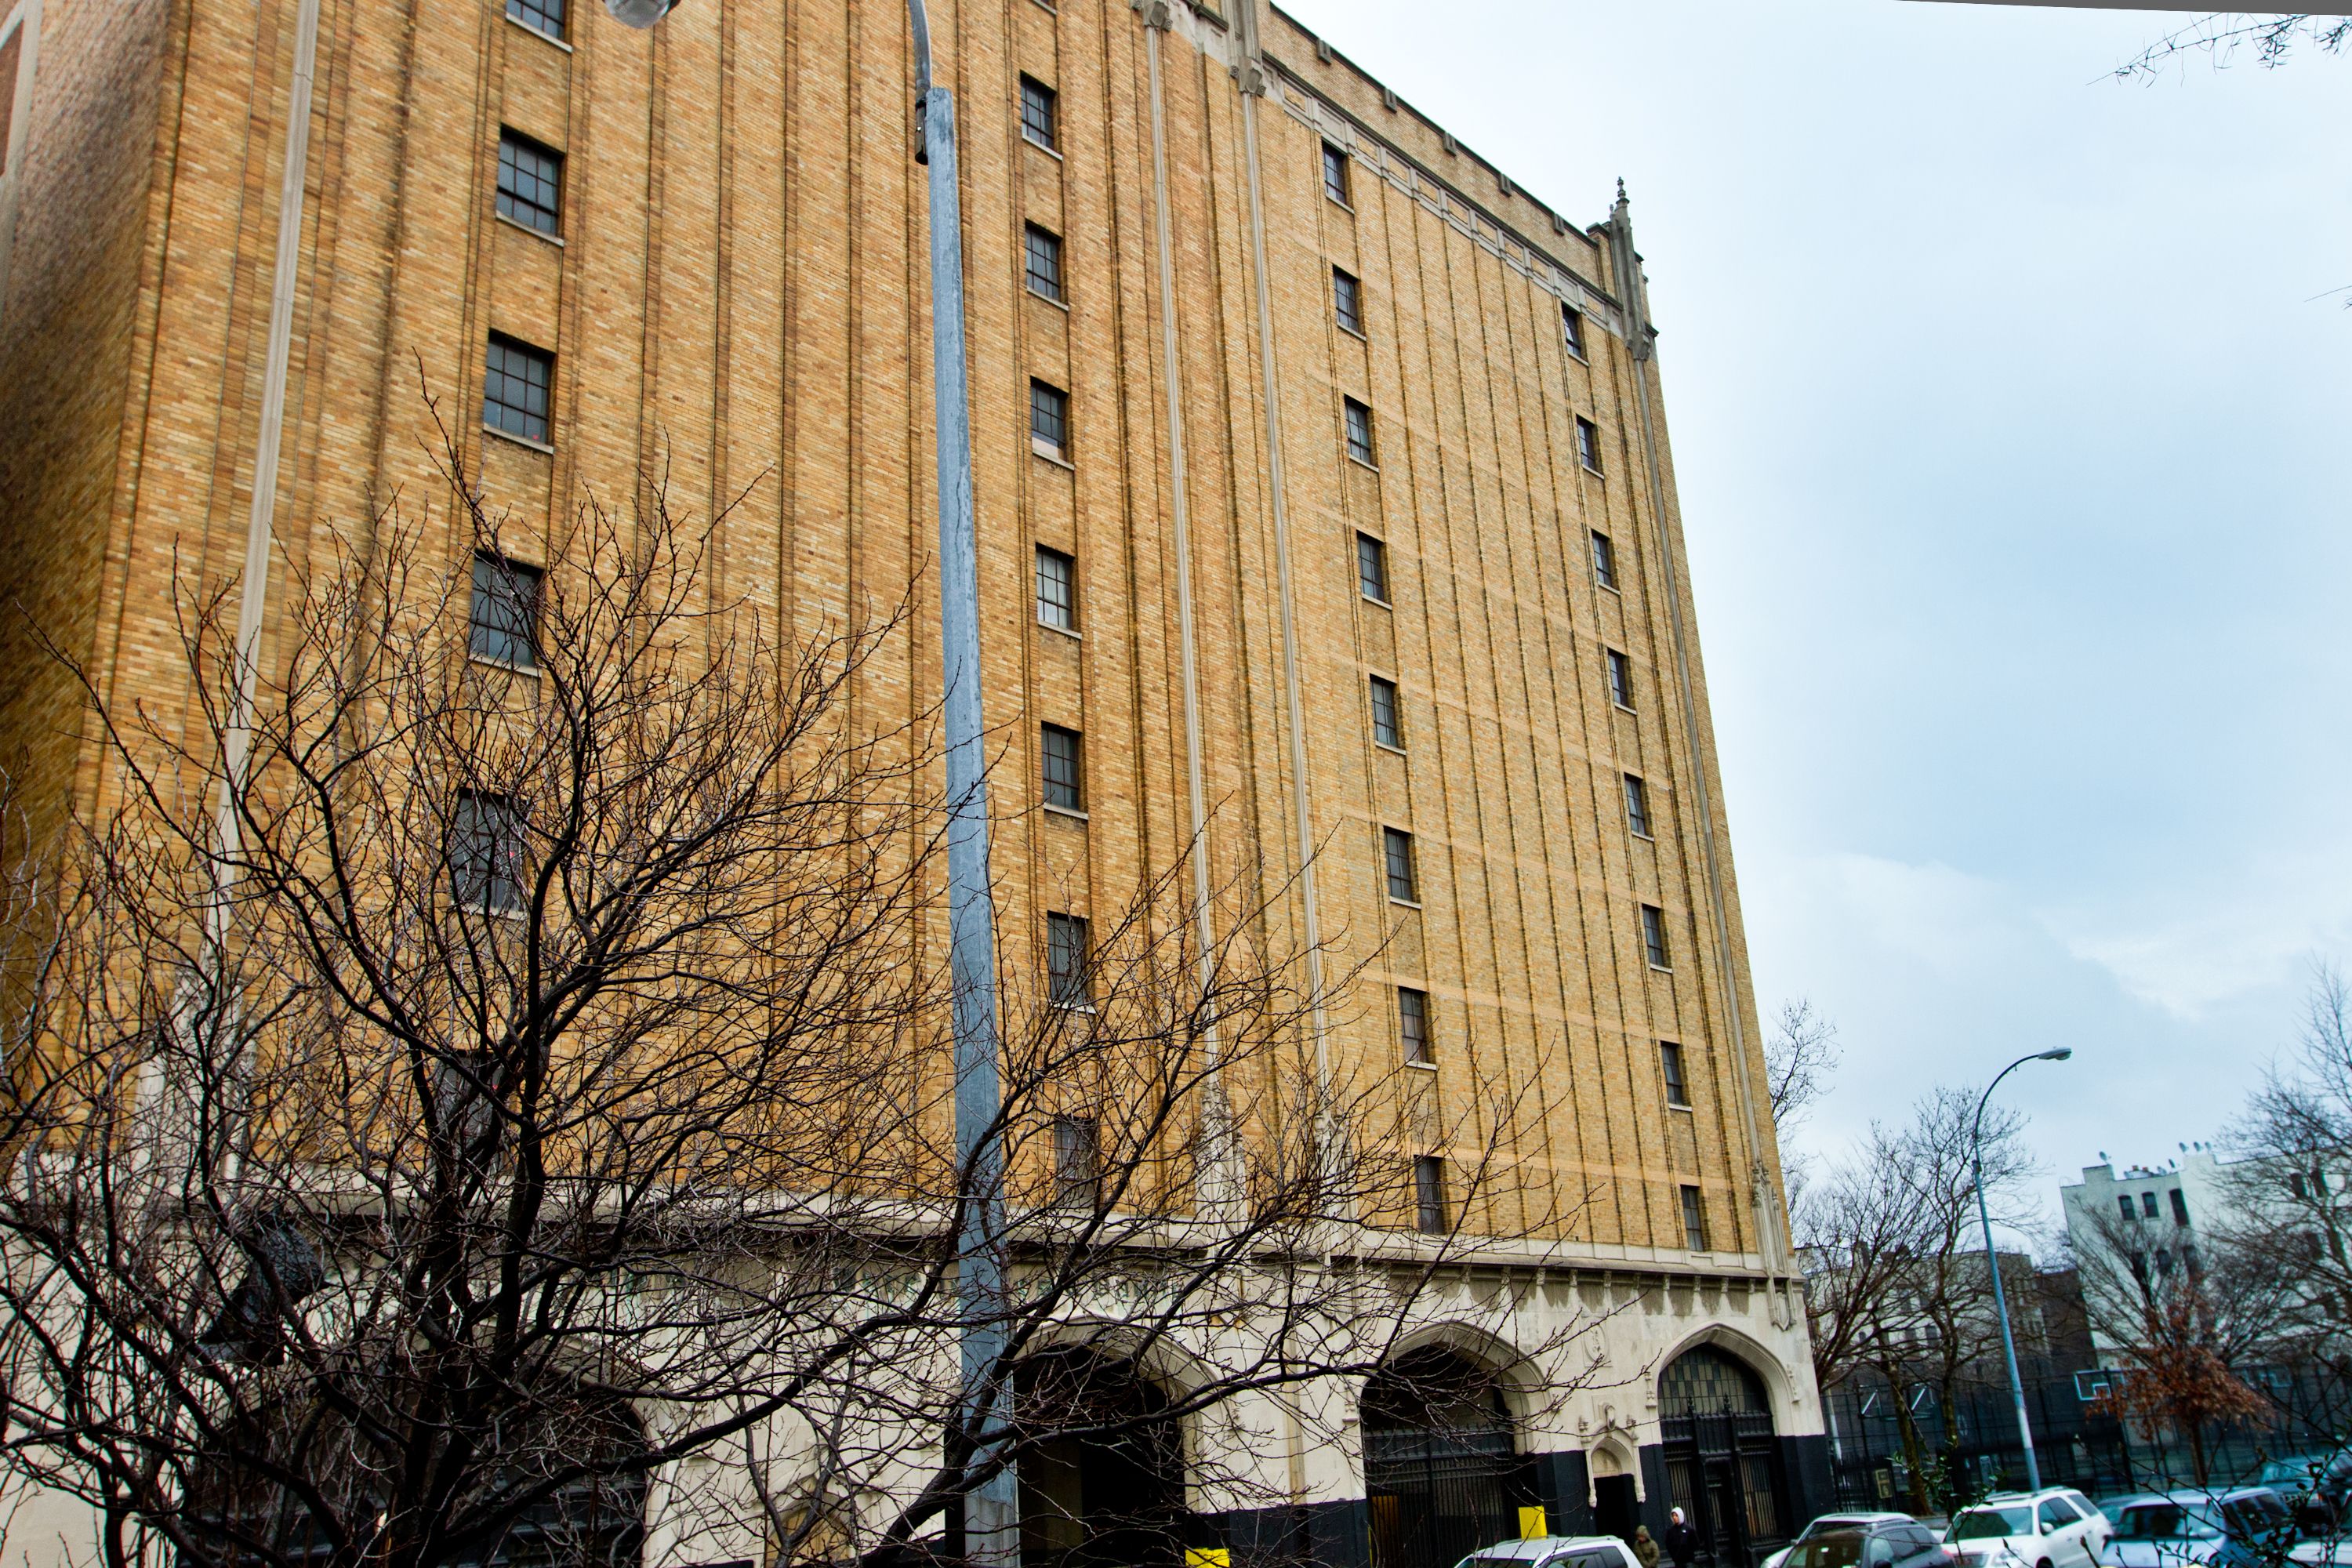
1975, 1047, 2072, 1494
607, 2, 1012, 1562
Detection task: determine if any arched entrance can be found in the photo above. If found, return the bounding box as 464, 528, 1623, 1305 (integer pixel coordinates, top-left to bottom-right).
1658, 1345, 1788, 1568
1363, 1348, 1534, 1568
1017, 1348, 1187, 1568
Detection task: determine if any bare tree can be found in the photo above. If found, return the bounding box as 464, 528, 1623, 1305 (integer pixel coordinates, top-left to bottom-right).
1764, 999, 1839, 1136
2071, 1203, 2283, 1488
2115, 14, 2352, 82
1795, 1088, 2038, 1512
0, 428, 1618, 1568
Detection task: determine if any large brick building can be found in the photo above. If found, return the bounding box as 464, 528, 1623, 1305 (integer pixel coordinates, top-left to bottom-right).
0, 0, 1824, 1564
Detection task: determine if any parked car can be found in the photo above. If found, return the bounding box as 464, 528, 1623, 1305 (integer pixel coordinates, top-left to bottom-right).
2256, 1454, 2352, 1534
2104, 1488, 2296, 1568
1760, 1513, 1922, 1568
1457, 1534, 1644, 1568
1777, 1523, 1958, 1568
1946, 1489, 2113, 1568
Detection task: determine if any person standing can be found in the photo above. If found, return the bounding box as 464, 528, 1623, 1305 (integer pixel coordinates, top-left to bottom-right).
1663, 1507, 1700, 1568
1633, 1526, 1662, 1568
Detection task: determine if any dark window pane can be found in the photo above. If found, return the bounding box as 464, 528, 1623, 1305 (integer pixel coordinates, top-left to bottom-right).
1398, 987, 1431, 1065
483, 334, 554, 445
1562, 303, 1586, 359
1054, 1116, 1100, 1208
1344, 397, 1375, 466
469, 554, 542, 668
1030, 379, 1069, 456
1036, 545, 1076, 630
1681, 1185, 1708, 1250
495, 129, 563, 235
1024, 223, 1065, 303
1019, 75, 1058, 150
1321, 141, 1349, 205
452, 790, 526, 913
1356, 532, 1388, 603
1607, 648, 1634, 710
1334, 267, 1363, 334
1047, 912, 1090, 1007
1591, 530, 1617, 591
1624, 773, 1650, 837
1661, 1041, 1689, 1106
1577, 416, 1603, 473
2172, 1188, 2190, 1225
1369, 675, 1402, 749
1642, 903, 1670, 968
1383, 827, 1417, 903
1042, 723, 1083, 811
1414, 1155, 1446, 1232
2119, 1195, 2136, 1221
506, 0, 566, 40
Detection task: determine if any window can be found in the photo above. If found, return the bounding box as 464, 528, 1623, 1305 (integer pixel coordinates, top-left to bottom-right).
2118, 1194, 2137, 1221
1029, 379, 1069, 458
495, 129, 563, 236
1640, 903, 1669, 968
2142, 1191, 2159, 1218
2171, 1189, 2190, 1226
1414, 1155, 1447, 1233
2038, 1501, 2082, 1532
1036, 545, 1076, 630
1024, 223, 1065, 303
1356, 532, 1389, 603
1590, 530, 1618, 592
1606, 648, 1635, 710
451, 790, 526, 913
1047, 912, 1091, 1007
482, 334, 554, 445
1398, 986, 1431, 1065
1019, 75, 1058, 151
1383, 827, 1418, 904
1680, 1185, 1708, 1250
1321, 140, 1351, 205
506, 0, 565, 41
1368, 675, 1403, 749
1343, 397, 1376, 466
469, 553, 543, 669
1562, 303, 1587, 360
1623, 774, 1651, 838
1333, 267, 1363, 335
1041, 723, 1083, 811
1660, 1041, 1690, 1107
1054, 1115, 1101, 1208
1575, 416, 1603, 474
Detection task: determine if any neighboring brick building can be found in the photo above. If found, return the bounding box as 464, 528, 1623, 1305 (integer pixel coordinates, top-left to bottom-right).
0, 0, 1823, 1565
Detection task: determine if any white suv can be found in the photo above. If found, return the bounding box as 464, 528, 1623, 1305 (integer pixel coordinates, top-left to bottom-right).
1457, 1536, 1644, 1568
1948, 1490, 2113, 1568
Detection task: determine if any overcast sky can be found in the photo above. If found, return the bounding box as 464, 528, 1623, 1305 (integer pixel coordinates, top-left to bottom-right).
1275, 0, 2352, 1233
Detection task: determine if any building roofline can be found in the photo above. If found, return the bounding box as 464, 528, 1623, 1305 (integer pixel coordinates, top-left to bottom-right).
1261, 3, 1622, 313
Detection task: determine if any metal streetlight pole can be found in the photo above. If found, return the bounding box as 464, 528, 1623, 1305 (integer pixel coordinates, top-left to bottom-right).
604, 2, 1014, 1561
1973, 1047, 2072, 1495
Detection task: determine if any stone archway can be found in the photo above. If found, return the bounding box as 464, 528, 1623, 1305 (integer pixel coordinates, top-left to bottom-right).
1016, 1347, 1187, 1568
1362, 1347, 1536, 1568
1657, 1345, 1788, 1568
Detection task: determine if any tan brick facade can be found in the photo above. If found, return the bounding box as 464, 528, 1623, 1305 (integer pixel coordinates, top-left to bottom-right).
0, 0, 1814, 1511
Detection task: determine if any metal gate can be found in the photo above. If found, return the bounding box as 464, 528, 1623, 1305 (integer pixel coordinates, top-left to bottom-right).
1364, 1426, 1535, 1568
1661, 1411, 1788, 1568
